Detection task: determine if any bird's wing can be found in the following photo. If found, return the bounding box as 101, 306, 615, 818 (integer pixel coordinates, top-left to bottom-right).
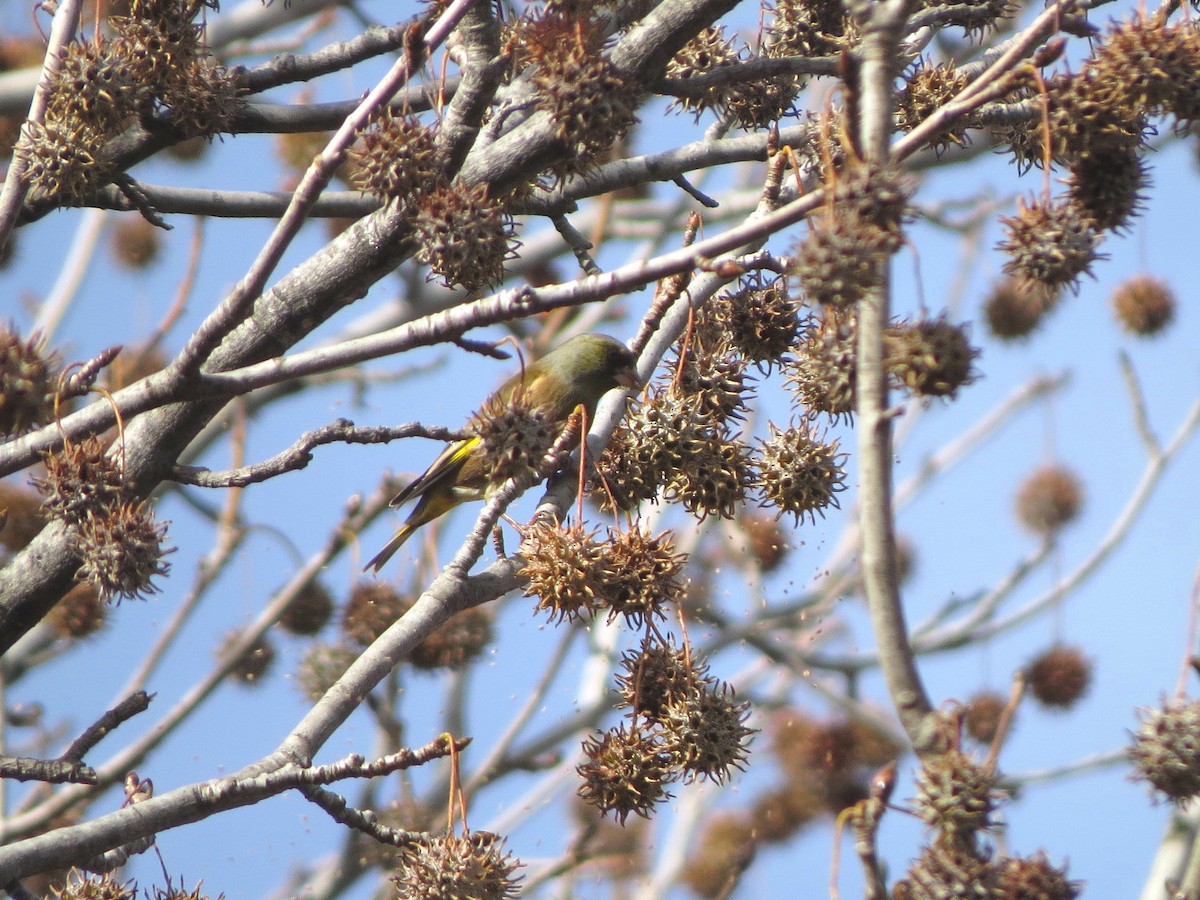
390, 437, 480, 507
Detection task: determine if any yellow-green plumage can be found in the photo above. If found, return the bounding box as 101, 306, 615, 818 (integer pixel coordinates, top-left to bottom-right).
365, 334, 639, 573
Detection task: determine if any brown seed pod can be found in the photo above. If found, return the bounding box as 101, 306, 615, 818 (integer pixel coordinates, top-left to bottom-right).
73, 499, 171, 601
408, 604, 494, 671
681, 812, 758, 899
46, 40, 139, 134
0, 480, 46, 551
35, 436, 124, 526
885, 317, 980, 399
963, 690, 1010, 746
896, 60, 973, 153
1026, 644, 1091, 709
278, 581, 335, 636
577, 723, 674, 824
520, 520, 605, 624
0, 326, 58, 435
218, 630, 276, 687
614, 635, 710, 721
786, 310, 857, 421
46, 583, 108, 640
469, 386, 564, 490
994, 851, 1081, 900
1015, 464, 1084, 535
414, 182, 515, 291
392, 831, 523, 900
706, 274, 802, 370
348, 112, 442, 204
342, 581, 408, 647
295, 642, 358, 702
1111, 274, 1175, 337
659, 680, 755, 784
983, 277, 1060, 341
754, 422, 847, 524
110, 215, 162, 269
998, 198, 1105, 293
894, 840, 998, 899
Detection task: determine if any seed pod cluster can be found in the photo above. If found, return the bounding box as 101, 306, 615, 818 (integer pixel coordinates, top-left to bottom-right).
666, 26, 800, 129
34, 436, 170, 601
793, 164, 911, 309
521, 522, 686, 627
514, 8, 640, 178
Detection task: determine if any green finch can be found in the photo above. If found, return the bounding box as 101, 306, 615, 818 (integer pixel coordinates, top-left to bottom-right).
365, 333, 640, 572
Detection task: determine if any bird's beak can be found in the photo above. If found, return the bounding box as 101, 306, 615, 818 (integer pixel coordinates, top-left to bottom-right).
615, 366, 640, 391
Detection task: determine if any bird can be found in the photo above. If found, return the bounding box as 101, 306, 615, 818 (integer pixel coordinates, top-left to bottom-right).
364, 333, 640, 573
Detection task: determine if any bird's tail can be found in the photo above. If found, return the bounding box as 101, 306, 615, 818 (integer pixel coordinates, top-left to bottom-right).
363, 524, 416, 574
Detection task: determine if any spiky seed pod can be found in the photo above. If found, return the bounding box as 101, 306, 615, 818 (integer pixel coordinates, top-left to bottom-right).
736, 510, 790, 572
750, 777, 824, 842
73, 500, 171, 601
594, 526, 686, 626
702, 275, 801, 370
50, 871, 138, 900
1026, 644, 1091, 709
349, 112, 442, 204
0, 480, 46, 550
522, 12, 640, 175
786, 312, 857, 420
1083, 16, 1200, 120
994, 72, 1146, 174
157, 57, 242, 137
765, 0, 856, 58
218, 631, 275, 686
110, 215, 162, 269
963, 691, 1009, 746
754, 422, 847, 525
594, 387, 750, 517
46, 41, 138, 134
110, 15, 203, 88
47, 583, 107, 639
1129, 700, 1200, 802
721, 61, 802, 130
615, 636, 710, 720
415, 182, 513, 291
1112, 274, 1175, 337
19, 121, 113, 205
994, 852, 1080, 900
342, 581, 408, 647
999, 198, 1104, 293
1014, 464, 1084, 535
894, 840, 998, 900
392, 831, 523, 900
664, 431, 753, 521
912, 749, 1000, 840
680, 813, 757, 899
36, 437, 125, 526
1066, 147, 1148, 233
896, 60, 972, 153
793, 216, 886, 308
0, 327, 57, 435
520, 520, 605, 623
409, 604, 494, 671
660, 680, 755, 784
469, 387, 562, 490
278, 581, 335, 636
983, 277, 1060, 341
670, 351, 751, 423
295, 642, 358, 702
664, 26, 742, 118
885, 318, 980, 399
577, 723, 674, 823
831, 163, 912, 241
